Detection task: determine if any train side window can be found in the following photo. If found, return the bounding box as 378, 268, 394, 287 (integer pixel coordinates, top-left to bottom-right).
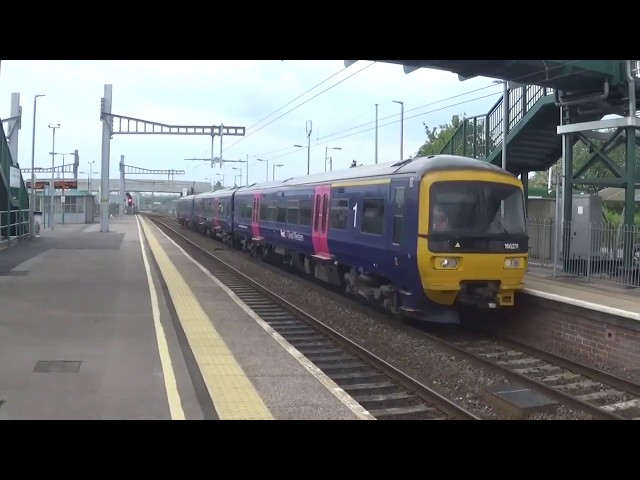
321, 194, 329, 232
299, 199, 312, 226
313, 194, 321, 231
329, 198, 349, 230
260, 200, 267, 221
287, 200, 299, 225
392, 188, 405, 244
277, 203, 287, 223
268, 201, 277, 222
361, 197, 384, 235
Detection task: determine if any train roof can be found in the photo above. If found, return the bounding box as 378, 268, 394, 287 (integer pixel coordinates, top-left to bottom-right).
235, 155, 514, 194
193, 187, 240, 199
176, 194, 197, 201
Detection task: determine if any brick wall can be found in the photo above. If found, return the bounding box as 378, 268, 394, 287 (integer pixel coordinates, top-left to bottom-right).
471, 293, 640, 375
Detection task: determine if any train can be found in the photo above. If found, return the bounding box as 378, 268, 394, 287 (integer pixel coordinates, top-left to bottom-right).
175, 154, 529, 324
125, 192, 140, 214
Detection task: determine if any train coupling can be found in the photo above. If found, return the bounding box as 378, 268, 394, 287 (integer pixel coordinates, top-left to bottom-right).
457, 280, 502, 309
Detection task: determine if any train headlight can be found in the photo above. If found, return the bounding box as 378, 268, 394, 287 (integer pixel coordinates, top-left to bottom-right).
504, 257, 524, 269
435, 257, 459, 269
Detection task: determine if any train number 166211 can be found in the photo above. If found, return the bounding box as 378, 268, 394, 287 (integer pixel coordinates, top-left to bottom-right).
504, 243, 520, 250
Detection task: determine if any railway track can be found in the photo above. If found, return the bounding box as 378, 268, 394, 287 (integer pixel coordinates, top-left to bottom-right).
149, 214, 640, 420
145, 214, 479, 420
422, 328, 640, 420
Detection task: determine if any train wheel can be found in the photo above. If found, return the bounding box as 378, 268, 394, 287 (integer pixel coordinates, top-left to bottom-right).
384, 292, 403, 319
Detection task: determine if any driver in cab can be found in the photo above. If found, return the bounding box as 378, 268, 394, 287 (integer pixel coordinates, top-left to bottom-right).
432, 206, 449, 232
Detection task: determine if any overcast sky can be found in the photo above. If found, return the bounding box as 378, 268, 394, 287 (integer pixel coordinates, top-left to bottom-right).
0, 60, 504, 188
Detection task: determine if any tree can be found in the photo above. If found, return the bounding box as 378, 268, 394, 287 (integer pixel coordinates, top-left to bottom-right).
416, 114, 497, 159
529, 161, 561, 189
213, 180, 223, 191
528, 130, 630, 194
416, 115, 463, 157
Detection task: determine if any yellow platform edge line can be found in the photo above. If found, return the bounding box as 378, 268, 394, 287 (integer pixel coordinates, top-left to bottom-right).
139, 216, 274, 420
148, 218, 375, 421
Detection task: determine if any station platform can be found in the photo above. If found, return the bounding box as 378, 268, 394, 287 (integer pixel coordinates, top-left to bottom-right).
0, 215, 368, 420
523, 269, 640, 323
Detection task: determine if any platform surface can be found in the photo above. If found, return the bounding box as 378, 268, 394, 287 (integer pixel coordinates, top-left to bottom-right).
0, 216, 366, 420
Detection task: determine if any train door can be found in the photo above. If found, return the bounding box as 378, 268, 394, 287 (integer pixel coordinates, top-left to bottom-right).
312, 185, 331, 258
252, 194, 261, 239
387, 178, 408, 252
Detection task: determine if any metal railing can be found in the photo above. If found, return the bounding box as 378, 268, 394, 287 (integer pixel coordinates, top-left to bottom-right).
527, 218, 640, 288
0, 208, 31, 246
439, 84, 555, 159
439, 59, 640, 158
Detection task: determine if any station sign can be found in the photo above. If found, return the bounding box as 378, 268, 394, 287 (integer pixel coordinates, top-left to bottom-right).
26, 180, 78, 190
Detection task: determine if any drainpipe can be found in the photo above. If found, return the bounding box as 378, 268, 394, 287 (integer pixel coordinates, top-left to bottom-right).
626, 60, 636, 117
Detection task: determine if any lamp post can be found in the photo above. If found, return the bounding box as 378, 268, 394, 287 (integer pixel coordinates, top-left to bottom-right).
80, 169, 98, 213
502, 81, 508, 171
392, 100, 404, 161
492, 79, 510, 219
48, 123, 60, 229
232, 167, 242, 187
30, 94, 45, 238
293, 144, 310, 174
88, 160, 95, 194
273, 163, 283, 180
325, 146, 342, 172
50, 151, 75, 226
374, 103, 378, 164
256, 158, 269, 181
293, 120, 312, 174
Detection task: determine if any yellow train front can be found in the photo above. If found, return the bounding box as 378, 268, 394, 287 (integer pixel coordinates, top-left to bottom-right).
415, 157, 528, 323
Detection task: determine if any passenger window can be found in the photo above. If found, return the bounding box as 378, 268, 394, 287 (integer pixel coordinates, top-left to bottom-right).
286, 200, 299, 225
299, 199, 312, 226
329, 199, 349, 230
361, 197, 384, 235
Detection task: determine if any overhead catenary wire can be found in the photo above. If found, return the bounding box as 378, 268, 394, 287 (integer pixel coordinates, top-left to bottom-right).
264, 91, 502, 161
308, 60, 591, 145
245, 63, 351, 132
260, 60, 610, 161
222, 61, 376, 154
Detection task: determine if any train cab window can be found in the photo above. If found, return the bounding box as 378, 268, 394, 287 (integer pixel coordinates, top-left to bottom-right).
429, 182, 526, 236
361, 197, 384, 235
330, 198, 349, 230
321, 194, 329, 232
392, 188, 405, 244
299, 199, 312, 226
286, 200, 299, 225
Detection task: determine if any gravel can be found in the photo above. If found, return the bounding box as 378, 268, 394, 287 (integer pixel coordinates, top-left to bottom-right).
166, 219, 595, 420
